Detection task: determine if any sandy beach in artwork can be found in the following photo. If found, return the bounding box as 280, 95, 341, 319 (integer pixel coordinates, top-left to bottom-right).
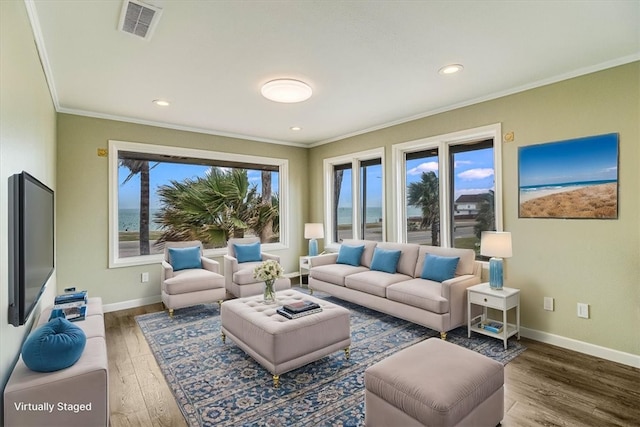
519, 183, 617, 218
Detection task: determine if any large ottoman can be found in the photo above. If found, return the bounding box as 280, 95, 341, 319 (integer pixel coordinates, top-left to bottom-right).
364, 338, 504, 427
220, 289, 351, 387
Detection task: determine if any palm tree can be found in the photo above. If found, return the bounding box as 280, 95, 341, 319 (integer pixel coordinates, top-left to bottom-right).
120, 159, 156, 255
474, 190, 495, 239
407, 171, 440, 246
155, 168, 278, 246
259, 170, 273, 242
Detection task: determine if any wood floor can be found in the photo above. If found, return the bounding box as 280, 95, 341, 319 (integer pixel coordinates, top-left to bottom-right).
105, 303, 640, 427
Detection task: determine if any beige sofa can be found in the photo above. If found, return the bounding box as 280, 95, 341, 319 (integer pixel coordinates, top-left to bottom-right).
309, 239, 482, 338
3, 298, 109, 427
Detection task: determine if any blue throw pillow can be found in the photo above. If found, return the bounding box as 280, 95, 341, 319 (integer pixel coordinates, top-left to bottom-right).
22, 318, 86, 372
336, 244, 365, 266
421, 254, 460, 282
234, 241, 262, 263
169, 246, 202, 271
370, 248, 402, 274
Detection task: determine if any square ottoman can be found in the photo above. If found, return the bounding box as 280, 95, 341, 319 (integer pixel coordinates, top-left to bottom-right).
220, 289, 351, 387
365, 337, 504, 427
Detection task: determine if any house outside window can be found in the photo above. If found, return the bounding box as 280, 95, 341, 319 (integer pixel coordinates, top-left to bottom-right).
109, 140, 288, 267
392, 124, 503, 258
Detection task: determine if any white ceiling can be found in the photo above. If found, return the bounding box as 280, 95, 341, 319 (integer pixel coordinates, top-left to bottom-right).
29, 0, 640, 147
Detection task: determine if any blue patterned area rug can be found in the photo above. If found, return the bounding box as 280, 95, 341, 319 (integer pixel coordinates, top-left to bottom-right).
135, 291, 525, 427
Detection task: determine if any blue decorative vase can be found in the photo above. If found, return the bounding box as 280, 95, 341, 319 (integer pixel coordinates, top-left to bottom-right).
309, 238, 318, 256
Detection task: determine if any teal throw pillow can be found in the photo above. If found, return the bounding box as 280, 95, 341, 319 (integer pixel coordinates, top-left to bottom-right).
370, 248, 402, 274
421, 254, 460, 282
169, 246, 202, 271
234, 241, 262, 263
336, 244, 365, 266
22, 318, 86, 372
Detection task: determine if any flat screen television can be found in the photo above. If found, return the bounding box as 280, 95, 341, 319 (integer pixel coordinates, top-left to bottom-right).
8, 171, 55, 327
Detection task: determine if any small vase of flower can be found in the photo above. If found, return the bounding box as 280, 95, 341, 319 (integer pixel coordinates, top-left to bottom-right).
253, 259, 284, 304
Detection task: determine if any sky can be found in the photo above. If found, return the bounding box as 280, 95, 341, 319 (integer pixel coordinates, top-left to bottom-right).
337, 147, 495, 208
518, 133, 618, 188
119, 162, 279, 209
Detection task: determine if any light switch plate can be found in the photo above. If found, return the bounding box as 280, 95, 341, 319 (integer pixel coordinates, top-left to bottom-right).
544, 297, 554, 311
577, 303, 589, 319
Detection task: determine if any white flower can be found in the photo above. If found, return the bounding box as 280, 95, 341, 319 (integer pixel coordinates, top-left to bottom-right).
253, 259, 284, 282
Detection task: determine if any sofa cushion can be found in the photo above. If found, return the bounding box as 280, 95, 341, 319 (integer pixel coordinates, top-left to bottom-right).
376, 242, 420, 277
341, 239, 378, 268
336, 244, 365, 266
234, 241, 262, 263
310, 264, 368, 286
370, 248, 402, 274
387, 279, 450, 314
414, 245, 476, 278
163, 269, 225, 294
169, 246, 202, 271
421, 254, 460, 282
345, 271, 412, 297
22, 318, 87, 372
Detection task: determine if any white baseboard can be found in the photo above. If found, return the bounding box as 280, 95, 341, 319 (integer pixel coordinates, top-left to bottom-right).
102, 295, 161, 313
520, 327, 640, 369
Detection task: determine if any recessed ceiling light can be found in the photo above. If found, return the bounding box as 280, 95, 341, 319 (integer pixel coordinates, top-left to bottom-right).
290, 126, 302, 131
261, 79, 312, 103
152, 99, 170, 106
438, 64, 464, 75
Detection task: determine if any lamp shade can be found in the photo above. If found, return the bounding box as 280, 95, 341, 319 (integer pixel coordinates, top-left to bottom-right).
304, 223, 324, 239
480, 232, 512, 258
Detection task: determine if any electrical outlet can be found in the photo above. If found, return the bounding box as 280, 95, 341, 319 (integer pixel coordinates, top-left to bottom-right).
141, 272, 149, 283
577, 303, 589, 319
544, 297, 554, 311
64, 287, 76, 293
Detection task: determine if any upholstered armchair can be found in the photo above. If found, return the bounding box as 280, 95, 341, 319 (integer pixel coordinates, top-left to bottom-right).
223, 237, 291, 298
161, 240, 226, 317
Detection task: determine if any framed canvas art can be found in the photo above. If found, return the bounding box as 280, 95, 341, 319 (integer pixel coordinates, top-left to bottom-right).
518, 133, 619, 219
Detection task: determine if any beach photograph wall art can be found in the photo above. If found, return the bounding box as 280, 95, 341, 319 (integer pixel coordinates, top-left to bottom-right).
518, 133, 619, 219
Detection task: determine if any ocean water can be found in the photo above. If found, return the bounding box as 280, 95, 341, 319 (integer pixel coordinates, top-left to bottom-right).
519, 179, 616, 194
119, 208, 163, 232
337, 206, 422, 224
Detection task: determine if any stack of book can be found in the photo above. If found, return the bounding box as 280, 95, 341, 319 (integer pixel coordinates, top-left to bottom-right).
52, 290, 88, 322
479, 321, 504, 334
277, 300, 322, 319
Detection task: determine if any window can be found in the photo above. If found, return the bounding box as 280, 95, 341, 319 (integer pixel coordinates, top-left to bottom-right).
109, 140, 288, 267
393, 124, 502, 258
324, 148, 385, 244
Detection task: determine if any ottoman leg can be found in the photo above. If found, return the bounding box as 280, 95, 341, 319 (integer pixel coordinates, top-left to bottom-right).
273, 375, 280, 388
221, 332, 226, 344
344, 347, 350, 360
440, 331, 447, 340
168, 308, 174, 318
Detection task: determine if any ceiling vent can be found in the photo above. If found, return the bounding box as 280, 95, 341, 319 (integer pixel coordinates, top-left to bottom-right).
118, 0, 163, 40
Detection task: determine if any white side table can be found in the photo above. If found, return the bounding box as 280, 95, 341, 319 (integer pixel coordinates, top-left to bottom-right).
299, 256, 312, 287
467, 283, 520, 350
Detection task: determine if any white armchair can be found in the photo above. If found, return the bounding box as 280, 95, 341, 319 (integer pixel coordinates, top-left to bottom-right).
161, 240, 226, 316
223, 237, 291, 298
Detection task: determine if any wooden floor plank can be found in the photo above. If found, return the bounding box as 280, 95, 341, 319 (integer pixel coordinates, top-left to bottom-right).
106, 304, 640, 426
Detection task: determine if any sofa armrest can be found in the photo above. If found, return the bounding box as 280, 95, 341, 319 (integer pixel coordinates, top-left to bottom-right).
223, 255, 239, 288
161, 260, 174, 280
261, 252, 280, 262
309, 253, 339, 267
441, 274, 481, 329
201, 257, 220, 274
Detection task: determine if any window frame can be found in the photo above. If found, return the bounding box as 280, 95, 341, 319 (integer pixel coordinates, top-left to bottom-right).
391, 123, 503, 246
108, 140, 289, 268
323, 148, 386, 245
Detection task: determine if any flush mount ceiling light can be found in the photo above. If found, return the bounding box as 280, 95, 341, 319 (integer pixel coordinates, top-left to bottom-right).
290, 126, 302, 131
152, 99, 170, 106
261, 79, 312, 103
438, 64, 464, 75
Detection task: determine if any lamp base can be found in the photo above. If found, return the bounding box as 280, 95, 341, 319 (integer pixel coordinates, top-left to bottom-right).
489, 257, 504, 290
309, 239, 318, 257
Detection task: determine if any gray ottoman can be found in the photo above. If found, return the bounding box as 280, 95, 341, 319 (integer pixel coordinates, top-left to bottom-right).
220, 289, 351, 387
365, 338, 504, 427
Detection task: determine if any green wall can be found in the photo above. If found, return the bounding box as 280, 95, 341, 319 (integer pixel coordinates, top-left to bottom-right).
56, 115, 308, 307
309, 63, 640, 357
1, 0, 57, 393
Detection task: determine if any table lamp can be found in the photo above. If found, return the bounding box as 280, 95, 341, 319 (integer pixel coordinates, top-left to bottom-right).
480, 231, 512, 290
304, 223, 324, 256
